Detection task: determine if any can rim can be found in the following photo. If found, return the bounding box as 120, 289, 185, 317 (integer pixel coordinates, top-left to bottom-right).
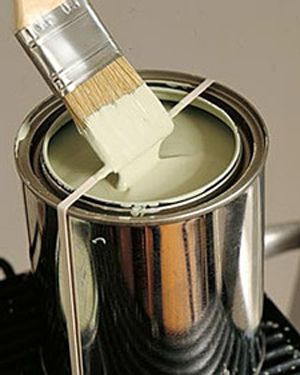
41, 88, 242, 211
14, 71, 269, 225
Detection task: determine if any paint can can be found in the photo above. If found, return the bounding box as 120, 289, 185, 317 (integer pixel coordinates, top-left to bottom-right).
15, 71, 268, 374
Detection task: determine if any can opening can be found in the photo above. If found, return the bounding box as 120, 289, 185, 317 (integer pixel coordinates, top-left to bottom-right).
41, 85, 242, 215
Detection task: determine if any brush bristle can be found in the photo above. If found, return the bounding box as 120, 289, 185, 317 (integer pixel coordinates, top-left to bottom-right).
64, 55, 174, 174
82, 83, 174, 172
64, 56, 143, 131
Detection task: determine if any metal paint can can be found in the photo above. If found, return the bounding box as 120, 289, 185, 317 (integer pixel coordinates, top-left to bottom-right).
15, 71, 268, 374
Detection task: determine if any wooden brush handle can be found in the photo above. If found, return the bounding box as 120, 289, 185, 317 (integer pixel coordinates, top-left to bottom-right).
14, 0, 64, 30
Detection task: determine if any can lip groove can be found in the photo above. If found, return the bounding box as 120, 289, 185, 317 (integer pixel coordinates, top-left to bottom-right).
15, 71, 269, 225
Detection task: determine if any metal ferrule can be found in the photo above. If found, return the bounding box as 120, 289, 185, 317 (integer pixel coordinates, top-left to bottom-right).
16, 0, 121, 96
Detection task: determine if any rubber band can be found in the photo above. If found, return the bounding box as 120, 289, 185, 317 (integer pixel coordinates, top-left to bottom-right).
57, 166, 111, 375
57, 77, 214, 375
169, 78, 215, 119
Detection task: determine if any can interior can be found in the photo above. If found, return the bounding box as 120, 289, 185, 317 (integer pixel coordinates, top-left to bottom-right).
41, 85, 242, 215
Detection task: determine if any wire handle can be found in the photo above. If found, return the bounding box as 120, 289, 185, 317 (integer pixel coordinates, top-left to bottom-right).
0, 258, 15, 279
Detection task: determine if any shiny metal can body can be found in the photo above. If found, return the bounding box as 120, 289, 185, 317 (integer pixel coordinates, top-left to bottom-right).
15, 71, 268, 374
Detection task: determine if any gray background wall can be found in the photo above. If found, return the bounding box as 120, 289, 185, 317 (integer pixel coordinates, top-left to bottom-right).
1, 1, 300, 327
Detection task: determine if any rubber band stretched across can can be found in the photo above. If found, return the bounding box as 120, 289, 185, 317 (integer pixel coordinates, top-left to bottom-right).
15, 71, 268, 375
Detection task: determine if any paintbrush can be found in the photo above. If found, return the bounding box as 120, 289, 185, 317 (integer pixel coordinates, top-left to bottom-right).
14, 0, 174, 183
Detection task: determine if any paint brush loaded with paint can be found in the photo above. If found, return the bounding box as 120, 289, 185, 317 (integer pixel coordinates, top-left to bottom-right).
14, 0, 174, 188
13, 2, 270, 375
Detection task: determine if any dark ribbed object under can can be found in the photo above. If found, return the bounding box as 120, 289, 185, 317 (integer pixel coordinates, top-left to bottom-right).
0, 272, 299, 374
0, 273, 44, 375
